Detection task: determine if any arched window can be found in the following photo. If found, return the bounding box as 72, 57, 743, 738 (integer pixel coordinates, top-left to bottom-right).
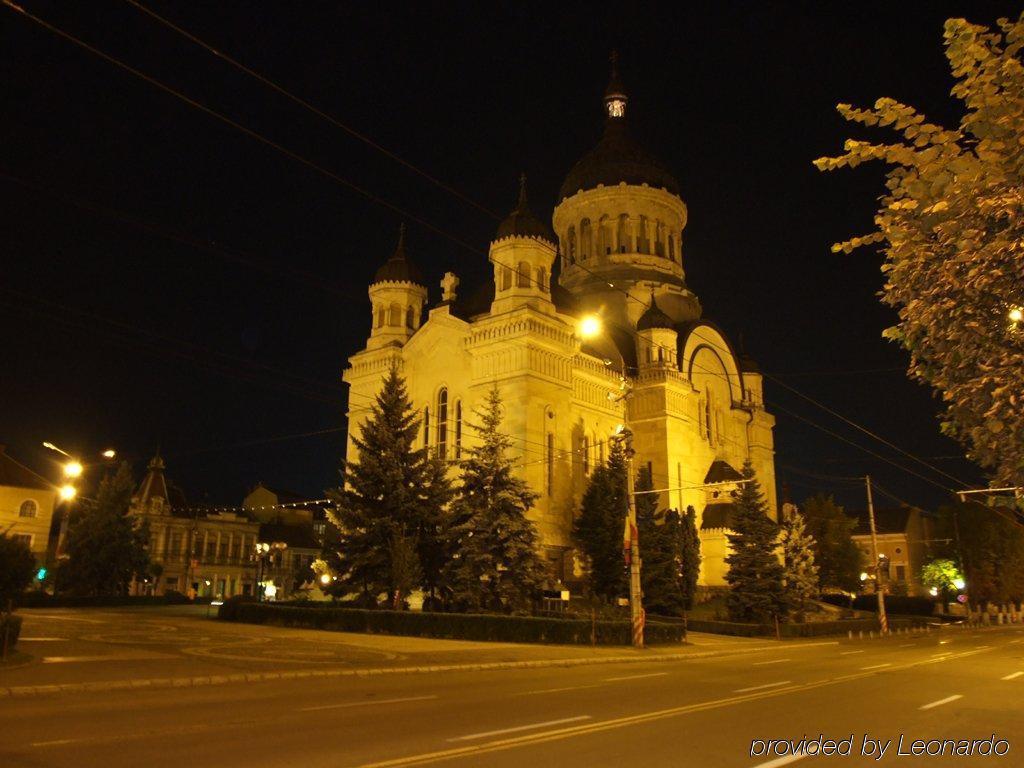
454, 400, 462, 460
617, 214, 629, 253
658, 347, 664, 363
646, 346, 652, 364
567, 226, 576, 262
436, 388, 448, 460
580, 218, 592, 260
405, 305, 415, 329
704, 394, 714, 445
638, 216, 650, 253
389, 303, 402, 326
517, 261, 531, 288
423, 407, 430, 447
376, 306, 386, 329
668, 234, 676, 262
598, 215, 611, 255
654, 221, 665, 256
19, 500, 37, 518
535, 267, 546, 292
501, 267, 512, 291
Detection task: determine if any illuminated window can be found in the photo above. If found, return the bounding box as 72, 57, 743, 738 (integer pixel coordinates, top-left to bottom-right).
19, 500, 38, 518
607, 99, 626, 118
437, 388, 448, 460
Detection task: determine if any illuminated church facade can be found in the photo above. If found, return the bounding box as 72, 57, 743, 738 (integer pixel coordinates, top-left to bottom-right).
342, 64, 777, 587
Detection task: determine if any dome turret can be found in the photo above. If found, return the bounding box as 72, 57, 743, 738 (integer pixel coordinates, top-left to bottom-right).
373, 224, 425, 285
366, 225, 428, 350
636, 291, 674, 331
496, 175, 555, 244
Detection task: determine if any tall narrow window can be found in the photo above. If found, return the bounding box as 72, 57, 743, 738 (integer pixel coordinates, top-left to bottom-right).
580, 218, 592, 260
501, 267, 512, 290
517, 261, 531, 288
582, 435, 589, 476
436, 388, 448, 460
376, 306, 386, 328
705, 395, 714, 446
454, 400, 462, 459
567, 226, 576, 262
389, 303, 401, 326
546, 433, 555, 496
405, 305, 415, 329
668, 234, 676, 262
638, 216, 650, 253
535, 267, 546, 292
424, 407, 430, 448
617, 214, 629, 252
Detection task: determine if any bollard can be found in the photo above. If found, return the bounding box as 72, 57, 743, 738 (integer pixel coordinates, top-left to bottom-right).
859, 630, 864, 640
848, 630, 853, 640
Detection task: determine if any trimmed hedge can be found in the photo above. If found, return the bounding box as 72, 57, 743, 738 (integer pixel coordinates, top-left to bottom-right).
16, 592, 199, 609
682, 615, 928, 638
852, 595, 937, 616
218, 602, 685, 645
1, 613, 23, 650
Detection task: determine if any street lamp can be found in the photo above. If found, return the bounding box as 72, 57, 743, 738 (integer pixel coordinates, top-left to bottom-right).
59, 484, 77, 501
953, 577, 966, 591
102, 449, 117, 459
63, 461, 83, 479
578, 314, 603, 340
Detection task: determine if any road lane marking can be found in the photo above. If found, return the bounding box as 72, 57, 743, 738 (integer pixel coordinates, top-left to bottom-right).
860, 663, 891, 670
41, 653, 172, 663
447, 716, 591, 742
919, 694, 962, 710
752, 754, 807, 768
19, 637, 67, 641
899, 643, 915, 647
515, 684, 604, 696
752, 658, 790, 666
930, 652, 952, 659
301, 695, 437, 712
839, 650, 864, 655
604, 672, 668, 682
1001, 671, 1023, 681
735, 681, 791, 693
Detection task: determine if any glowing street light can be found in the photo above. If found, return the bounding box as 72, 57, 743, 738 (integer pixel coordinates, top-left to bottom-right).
63, 461, 83, 479
59, 484, 77, 501
42, 441, 71, 457
1009, 306, 1022, 324
953, 577, 966, 591
578, 314, 603, 340
319, 573, 331, 586
102, 449, 117, 459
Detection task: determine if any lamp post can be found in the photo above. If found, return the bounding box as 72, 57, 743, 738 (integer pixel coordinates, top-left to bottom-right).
864, 475, 888, 635
577, 313, 644, 649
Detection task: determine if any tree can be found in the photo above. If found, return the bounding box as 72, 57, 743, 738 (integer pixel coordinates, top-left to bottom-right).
802, 494, 864, 593
678, 506, 702, 611
0, 533, 35, 608
442, 386, 546, 613
59, 463, 149, 596
779, 507, 820, 618
388, 534, 422, 610
635, 467, 683, 616
935, 501, 1024, 604
815, 14, 1024, 488
725, 462, 786, 623
920, 557, 964, 605
327, 364, 452, 606
574, 438, 628, 603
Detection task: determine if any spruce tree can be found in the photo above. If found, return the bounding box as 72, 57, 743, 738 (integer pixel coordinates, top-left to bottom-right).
327, 364, 452, 606
678, 505, 702, 611
442, 386, 545, 613
779, 507, 820, 619
574, 438, 628, 603
636, 467, 683, 616
59, 462, 149, 596
725, 462, 787, 623
802, 494, 863, 593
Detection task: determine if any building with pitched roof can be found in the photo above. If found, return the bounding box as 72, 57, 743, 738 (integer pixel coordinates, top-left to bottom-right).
849, 505, 933, 596
342, 61, 776, 587
0, 444, 59, 565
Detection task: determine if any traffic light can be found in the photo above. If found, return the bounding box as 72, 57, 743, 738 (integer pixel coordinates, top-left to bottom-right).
36, 567, 47, 581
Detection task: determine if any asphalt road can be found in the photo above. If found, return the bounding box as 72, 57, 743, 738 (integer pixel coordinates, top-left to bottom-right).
1, 612, 1022, 768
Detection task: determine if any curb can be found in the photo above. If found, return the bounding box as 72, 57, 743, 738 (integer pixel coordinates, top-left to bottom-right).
0, 640, 837, 699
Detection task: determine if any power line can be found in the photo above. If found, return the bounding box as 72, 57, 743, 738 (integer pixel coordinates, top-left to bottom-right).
122, 0, 501, 221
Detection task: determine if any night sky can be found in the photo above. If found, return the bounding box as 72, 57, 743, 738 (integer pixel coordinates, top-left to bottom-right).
3, 1, 1016, 511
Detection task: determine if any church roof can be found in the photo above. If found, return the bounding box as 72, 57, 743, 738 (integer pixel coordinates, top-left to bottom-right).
704, 460, 744, 484
636, 292, 675, 331
495, 175, 555, 244
373, 225, 425, 285
559, 58, 679, 202
135, 454, 170, 505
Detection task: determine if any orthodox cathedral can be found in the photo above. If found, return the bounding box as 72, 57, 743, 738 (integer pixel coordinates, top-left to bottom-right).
342, 63, 777, 587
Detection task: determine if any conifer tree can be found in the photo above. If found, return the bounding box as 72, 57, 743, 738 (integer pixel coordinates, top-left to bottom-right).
802, 494, 863, 593
725, 462, 787, 623
574, 438, 628, 603
59, 462, 149, 596
779, 507, 820, 618
678, 505, 702, 611
636, 466, 683, 616
327, 364, 452, 606
442, 386, 545, 613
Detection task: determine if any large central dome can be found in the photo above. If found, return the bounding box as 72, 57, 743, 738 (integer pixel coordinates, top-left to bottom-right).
559, 119, 679, 202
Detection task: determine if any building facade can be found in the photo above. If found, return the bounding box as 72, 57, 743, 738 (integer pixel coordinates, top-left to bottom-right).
342, 64, 777, 587
0, 444, 58, 567
851, 506, 932, 597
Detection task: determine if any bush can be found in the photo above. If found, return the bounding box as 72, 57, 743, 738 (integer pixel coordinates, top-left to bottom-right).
0, 533, 36, 608
853, 595, 936, 616
819, 593, 853, 609
218, 603, 685, 645
1, 613, 23, 650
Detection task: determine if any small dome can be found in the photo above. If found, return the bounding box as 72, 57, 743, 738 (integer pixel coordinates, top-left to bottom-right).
495, 175, 556, 244
373, 225, 425, 285
559, 57, 679, 202
636, 292, 675, 331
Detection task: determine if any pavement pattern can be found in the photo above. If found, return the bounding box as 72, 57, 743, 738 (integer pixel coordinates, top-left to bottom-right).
1, 607, 1021, 767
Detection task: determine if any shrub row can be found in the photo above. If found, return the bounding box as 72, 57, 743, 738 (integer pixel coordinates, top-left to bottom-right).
218, 602, 685, 645
16, 591, 198, 609
1, 613, 23, 650
682, 615, 928, 638
852, 595, 937, 616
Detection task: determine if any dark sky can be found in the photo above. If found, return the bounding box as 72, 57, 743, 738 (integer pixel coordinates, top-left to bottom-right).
3, 1, 1016, 510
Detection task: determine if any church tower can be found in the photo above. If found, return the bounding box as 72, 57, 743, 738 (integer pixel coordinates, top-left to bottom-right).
552, 55, 700, 329
635, 291, 678, 370
366, 225, 428, 350
490, 176, 557, 315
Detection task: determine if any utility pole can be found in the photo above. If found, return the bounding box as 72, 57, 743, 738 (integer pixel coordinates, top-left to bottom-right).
620, 429, 644, 649
865, 475, 888, 634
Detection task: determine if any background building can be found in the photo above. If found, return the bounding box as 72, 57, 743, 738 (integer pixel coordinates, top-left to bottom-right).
0, 444, 58, 568
342, 64, 776, 587
850, 505, 933, 596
